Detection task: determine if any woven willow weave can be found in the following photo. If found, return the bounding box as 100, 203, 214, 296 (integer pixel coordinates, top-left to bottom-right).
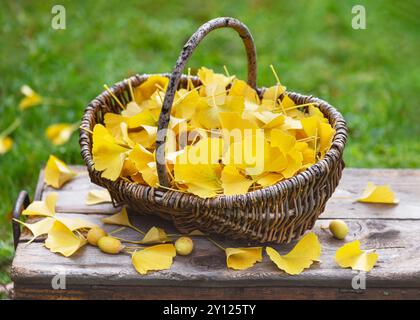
80, 18, 347, 243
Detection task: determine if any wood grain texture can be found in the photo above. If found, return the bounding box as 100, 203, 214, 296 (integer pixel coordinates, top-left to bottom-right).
11, 167, 420, 299
13, 285, 420, 300
12, 219, 420, 288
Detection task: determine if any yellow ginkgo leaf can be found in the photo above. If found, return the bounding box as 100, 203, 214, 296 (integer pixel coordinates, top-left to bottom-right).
221, 165, 253, 196
58, 217, 98, 231
266, 232, 321, 275
45, 123, 77, 145
44, 154, 77, 188
318, 122, 335, 156
256, 172, 284, 187
139, 162, 159, 187
196, 96, 244, 129
254, 111, 285, 129
22, 193, 57, 217
335, 240, 378, 272
263, 84, 286, 102
270, 129, 296, 153
13, 217, 55, 242
139, 227, 170, 244
219, 111, 258, 133
45, 220, 87, 257
198, 67, 234, 101
129, 144, 154, 172
174, 162, 221, 198
19, 85, 42, 110
281, 116, 302, 130
0, 136, 13, 155
131, 244, 176, 274
357, 182, 399, 204
226, 247, 263, 270
281, 94, 295, 109
133, 75, 169, 103
102, 207, 132, 227
173, 89, 206, 120
301, 116, 319, 138
128, 125, 157, 149
229, 79, 259, 104
92, 124, 130, 181
281, 149, 303, 179
86, 189, 112, 205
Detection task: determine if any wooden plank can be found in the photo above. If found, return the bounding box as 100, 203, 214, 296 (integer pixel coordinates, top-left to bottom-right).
12, 219, 420, 289
36, 167, 420, 219
13, 167, 420, 299
13, 284, 420, 300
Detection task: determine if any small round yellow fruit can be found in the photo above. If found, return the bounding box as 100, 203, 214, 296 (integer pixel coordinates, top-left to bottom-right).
97, 236, 123, 254
175, 236, 194, 256
329, 219, 349, 240
87, 227, 107, 246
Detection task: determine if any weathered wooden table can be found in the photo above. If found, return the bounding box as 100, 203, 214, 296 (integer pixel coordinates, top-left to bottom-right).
10, 167, 420, 299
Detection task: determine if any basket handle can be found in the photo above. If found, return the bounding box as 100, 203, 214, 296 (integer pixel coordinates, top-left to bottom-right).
155, 17, 258, 187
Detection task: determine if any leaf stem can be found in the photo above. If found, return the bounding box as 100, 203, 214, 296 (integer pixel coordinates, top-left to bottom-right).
0, 118, 21, 138
104, 84, 125, 110
207, 237, 225, 251
128, 224, 146, 236
127, 78, 135, 102
108, 226, 126, 235
79, 126, 93, 135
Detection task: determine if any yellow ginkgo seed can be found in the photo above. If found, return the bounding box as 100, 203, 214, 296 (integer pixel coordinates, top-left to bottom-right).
329, 219, 349, 240
175, 236, 194, 256
87, 227, 107, 246
97, 236, 123, 254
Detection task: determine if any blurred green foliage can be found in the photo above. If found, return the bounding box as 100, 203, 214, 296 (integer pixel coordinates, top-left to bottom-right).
0, 0, 419, 290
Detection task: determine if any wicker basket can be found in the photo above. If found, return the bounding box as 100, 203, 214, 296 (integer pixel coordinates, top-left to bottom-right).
80, 17, 347, 243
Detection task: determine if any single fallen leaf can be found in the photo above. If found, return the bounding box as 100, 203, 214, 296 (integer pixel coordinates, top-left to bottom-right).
22, 193, 57, 217
102, 207, 130, 226
357, 182, 399, 204
45, 123, 77, 145
266, 232, 321, 275
188, 230, 206, 236
335, 240, 378, 272
13, 217, 55, 242
86, 189, 112, 205
226, 247, 263, 270
44, 154, 77, 188
139, 227, 170, 244
19, 85, 42, 110
0, 136, 13, 155
57, 217, 98, 231
131, 244, 176, 274
45, 220, 87, 257
101, 207, 141, 233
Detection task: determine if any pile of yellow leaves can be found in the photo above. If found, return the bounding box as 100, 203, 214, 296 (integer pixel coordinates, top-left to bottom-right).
91, 67, 336, 198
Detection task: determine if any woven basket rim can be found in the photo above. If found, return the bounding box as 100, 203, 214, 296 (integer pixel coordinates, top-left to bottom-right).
80, 73, 347, 206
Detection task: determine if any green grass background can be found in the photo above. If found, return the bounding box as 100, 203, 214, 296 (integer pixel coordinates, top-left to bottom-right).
0, 0, 419, 295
